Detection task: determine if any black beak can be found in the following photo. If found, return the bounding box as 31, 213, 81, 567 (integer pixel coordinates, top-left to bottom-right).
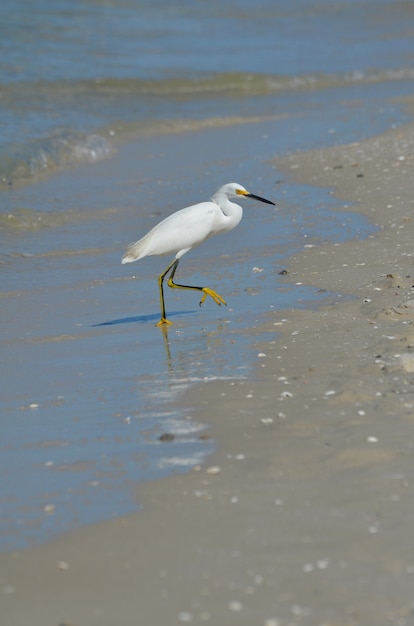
246, 193, 275, 206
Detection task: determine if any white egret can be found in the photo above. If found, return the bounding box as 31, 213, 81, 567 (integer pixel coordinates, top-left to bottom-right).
122, 182, 275, 326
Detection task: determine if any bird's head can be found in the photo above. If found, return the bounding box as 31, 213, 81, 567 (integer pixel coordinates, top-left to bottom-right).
216, 182, 275, 206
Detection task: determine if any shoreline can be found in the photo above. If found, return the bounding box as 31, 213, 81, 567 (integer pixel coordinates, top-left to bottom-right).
3, 121, 414, 625
0, 113, 287, 191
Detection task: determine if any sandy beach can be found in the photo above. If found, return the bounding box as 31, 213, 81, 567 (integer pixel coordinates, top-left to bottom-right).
3, 118, 414, 625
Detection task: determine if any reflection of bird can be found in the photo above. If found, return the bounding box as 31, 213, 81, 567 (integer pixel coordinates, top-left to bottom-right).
122, 182, 275, 326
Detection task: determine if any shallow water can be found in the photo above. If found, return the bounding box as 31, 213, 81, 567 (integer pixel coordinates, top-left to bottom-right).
0, 114, 380, 551
1, 0, 414, 550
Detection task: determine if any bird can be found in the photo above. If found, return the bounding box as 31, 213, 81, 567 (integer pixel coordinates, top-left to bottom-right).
121, 182, 275, 326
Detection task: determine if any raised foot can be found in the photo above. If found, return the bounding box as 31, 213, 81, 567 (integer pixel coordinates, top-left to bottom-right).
155, 317, 173, 327
199, 287, 227, 307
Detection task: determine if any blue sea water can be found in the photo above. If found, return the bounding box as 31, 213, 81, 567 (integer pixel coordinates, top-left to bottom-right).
1, 0, 414, 550
1, 0, 414, 185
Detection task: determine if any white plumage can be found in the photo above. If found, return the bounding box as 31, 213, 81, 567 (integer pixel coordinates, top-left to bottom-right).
122, 182, 275, 326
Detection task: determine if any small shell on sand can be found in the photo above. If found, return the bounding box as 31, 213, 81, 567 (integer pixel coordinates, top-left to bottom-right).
400, 353, 414, 372
206, 466, 221, 475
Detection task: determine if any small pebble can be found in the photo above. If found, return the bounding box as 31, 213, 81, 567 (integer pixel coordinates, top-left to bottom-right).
366, 436, 378, 443
228, 600, 243, 612
29, 403, 39, 409
401, 353, 414, 372
58, 561, 70, 571
303, 563, 314, 573
291, 604, 311, 617
159, 433, 175, 442
206, 466, 221, 475
43, 504, 55, 514
178, 611, 193, 622
260, 417, 274, 425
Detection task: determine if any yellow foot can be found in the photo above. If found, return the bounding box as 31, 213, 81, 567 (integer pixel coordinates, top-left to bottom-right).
199, 287, 227, 307
155, 317, 173, 326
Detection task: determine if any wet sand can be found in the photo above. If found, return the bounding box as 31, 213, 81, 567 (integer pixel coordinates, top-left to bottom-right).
3, 121, 414, 625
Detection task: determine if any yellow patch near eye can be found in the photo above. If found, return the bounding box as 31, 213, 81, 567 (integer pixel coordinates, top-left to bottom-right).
236, 189, 249, 196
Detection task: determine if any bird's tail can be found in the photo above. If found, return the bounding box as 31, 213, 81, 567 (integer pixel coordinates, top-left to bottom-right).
121, 236, 148, 264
